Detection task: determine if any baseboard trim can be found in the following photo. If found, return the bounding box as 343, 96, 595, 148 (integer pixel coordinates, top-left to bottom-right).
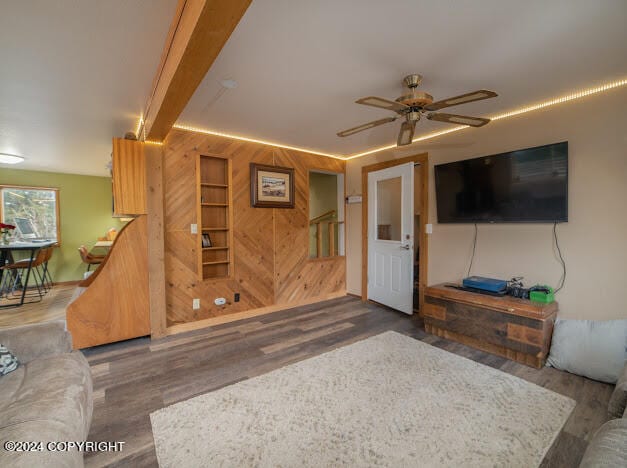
163, 291, 347, 337
52, 280, 81, 286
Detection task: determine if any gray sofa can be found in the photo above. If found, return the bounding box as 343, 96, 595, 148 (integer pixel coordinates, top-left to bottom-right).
0, 321, 93, 467
579, 363, 627, 467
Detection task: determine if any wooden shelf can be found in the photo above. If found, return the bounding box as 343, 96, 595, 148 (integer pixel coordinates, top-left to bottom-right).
197, 154, 233, 281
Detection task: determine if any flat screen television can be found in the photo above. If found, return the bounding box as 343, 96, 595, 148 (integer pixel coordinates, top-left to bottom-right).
434, 142, 568, 223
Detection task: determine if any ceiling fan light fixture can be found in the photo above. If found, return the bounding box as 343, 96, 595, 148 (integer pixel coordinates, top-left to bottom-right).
0, 153, 24, 164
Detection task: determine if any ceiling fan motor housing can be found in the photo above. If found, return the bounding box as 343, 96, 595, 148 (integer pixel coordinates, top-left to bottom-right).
396, 91, 434, 108
397, 74, 433, 108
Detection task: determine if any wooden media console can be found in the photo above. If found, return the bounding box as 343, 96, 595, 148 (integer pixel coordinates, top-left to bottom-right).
424, 284, 558, 368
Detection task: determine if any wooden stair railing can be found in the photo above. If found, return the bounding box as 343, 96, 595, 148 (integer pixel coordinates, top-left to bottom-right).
66, 216, 150, 349
309, 211, 343, 258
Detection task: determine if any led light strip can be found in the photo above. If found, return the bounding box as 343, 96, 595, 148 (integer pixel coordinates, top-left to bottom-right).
135, 115, 144, 140
134, 77, 627, 160
490, 78, 627, 120
171, 124, 345, 160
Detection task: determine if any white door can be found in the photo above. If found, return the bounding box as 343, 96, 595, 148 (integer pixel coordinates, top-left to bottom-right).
367, 162, 414, 314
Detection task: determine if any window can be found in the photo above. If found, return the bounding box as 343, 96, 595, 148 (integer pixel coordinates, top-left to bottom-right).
0, 185, 60, 243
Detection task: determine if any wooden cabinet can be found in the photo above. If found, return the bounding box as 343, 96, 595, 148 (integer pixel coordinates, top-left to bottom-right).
196, 154, 233, 280
112, 138, 146, 216
424, 284, 558, 368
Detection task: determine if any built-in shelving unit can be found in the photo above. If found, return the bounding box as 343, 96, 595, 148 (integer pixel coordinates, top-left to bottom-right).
196, 154, 233, 280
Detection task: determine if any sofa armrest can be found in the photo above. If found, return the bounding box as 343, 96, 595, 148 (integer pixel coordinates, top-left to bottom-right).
0, 320, 72, 364
608, 362, 627, 419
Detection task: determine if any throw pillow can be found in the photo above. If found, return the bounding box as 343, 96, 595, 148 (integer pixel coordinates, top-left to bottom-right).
0, 344, 19, 376
546, 319, 626, 384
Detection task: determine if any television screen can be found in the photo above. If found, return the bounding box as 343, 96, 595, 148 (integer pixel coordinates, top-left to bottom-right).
435, 142, 568, 223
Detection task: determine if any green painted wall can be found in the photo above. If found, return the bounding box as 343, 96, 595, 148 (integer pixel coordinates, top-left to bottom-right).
0, 168, 123, 282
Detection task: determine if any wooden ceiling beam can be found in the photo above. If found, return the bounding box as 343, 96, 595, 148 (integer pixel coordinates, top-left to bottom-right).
142, 0, 252, 141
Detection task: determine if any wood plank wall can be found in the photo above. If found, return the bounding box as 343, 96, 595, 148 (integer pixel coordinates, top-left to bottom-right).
163, 129, 346, 326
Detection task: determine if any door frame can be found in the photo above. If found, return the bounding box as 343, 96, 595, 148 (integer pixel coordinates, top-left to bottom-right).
361, 153, 429, 313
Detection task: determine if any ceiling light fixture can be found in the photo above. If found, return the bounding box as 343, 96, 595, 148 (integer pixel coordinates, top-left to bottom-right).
133, 76, 625, 161
0, 153, 25, 164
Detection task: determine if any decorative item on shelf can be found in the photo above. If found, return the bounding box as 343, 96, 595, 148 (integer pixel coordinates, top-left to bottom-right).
201, 233, 212, 248
250, 163, 295, 208
0, 223, 15, 244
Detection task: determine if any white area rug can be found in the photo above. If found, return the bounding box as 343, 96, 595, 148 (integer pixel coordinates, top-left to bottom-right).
150, 331, 575, 467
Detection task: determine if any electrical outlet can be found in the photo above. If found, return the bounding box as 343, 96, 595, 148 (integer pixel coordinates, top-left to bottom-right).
192, 298, 200, 310
191, 223, 198, 234
234, 293, 240, 302
214, 297, 226, 306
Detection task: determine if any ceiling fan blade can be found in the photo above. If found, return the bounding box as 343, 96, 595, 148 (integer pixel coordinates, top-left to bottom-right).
424, 90, 497, 111
397, 121, 416, 146
427, 112, 490, 127
337, 116, 397, 137
355, 96, 408, 113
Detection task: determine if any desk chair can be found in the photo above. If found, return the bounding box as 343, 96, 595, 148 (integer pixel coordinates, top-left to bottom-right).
0, 247, 50, 301
78, 246, 105, 272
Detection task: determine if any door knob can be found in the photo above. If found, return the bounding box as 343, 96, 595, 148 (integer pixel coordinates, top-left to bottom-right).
400, 244, 411, 250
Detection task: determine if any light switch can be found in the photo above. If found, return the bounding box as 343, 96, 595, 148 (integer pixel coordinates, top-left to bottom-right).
191, 223, 198, 234
426, 223, 433, 234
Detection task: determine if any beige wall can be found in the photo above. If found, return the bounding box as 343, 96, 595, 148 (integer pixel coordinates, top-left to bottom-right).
346, 86, 627, 320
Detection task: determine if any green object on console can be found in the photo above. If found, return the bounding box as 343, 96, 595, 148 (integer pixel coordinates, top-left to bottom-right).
530, 286, 555, 303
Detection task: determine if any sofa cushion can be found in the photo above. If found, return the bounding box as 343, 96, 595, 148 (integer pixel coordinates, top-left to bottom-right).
0, 351, 92, 440
0, 365, 25, 409
0, 321, 72, 364
579, 418, 627, 467
0, 344, 19, 376
608, 364, 627, 419
0, 420, 85, 468
547, 319, 627, 383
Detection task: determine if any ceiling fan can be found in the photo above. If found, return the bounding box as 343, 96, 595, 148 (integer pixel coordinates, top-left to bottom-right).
337, 74, 497, 146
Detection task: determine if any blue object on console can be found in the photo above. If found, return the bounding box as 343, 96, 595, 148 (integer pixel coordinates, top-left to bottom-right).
462, 276, 508, 293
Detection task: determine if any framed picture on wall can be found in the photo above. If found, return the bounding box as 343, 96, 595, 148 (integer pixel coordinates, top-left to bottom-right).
250, 163, 295, 208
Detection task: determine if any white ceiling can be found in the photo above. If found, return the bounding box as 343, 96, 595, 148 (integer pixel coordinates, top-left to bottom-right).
1, 1, 625, 177
180, 0, 627, 156
0, 0, 177, 176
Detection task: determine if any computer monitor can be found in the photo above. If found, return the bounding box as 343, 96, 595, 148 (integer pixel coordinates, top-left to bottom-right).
14, 217, 38, 239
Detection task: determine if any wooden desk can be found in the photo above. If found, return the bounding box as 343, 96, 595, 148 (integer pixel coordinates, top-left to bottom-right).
94, 240, 113, 247
0, 241, 56, 308
424, 284, 558, 368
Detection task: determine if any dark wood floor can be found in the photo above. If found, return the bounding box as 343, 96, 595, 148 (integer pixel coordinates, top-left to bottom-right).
82, 296, 612, 467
